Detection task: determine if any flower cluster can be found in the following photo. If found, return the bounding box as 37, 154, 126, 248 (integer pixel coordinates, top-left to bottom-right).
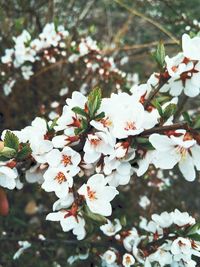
160, 34, 200, 97
1, 23, 128, 95
1, 23, 69, 95
100, 209, 200, 267
1, 31, 200, 266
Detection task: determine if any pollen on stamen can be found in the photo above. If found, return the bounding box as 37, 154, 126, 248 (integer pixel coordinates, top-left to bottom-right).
124, 255, 132, 264
124, 121, 136, 131
89, 136, 101, 146
55, 172, 67, 184
171, 66, 178, 72
62, 155, 72, 166
87, 186, 97, 200
176, 146, 187, 159
100, 117, 112, 128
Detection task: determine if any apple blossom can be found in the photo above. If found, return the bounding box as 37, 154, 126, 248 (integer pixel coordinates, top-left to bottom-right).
83, 132, 115, 164
151, 211, 174, 228
149, 132, 200, 181
182, 33, 200, 61
78, 174, 118, 216
122, 253, 135, 267
42, 167, 73, 198
0, 165, 18, 190
101, 250, 117, 265
46, 210, 86, 240
172, 209, 196, 227
100, 219, 122, 236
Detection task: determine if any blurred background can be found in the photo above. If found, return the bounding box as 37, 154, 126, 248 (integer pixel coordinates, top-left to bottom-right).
1, 0, 200, 266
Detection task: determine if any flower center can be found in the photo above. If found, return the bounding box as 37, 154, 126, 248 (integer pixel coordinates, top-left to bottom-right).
176, 146, 187, 159
87, 186, 97, 200
171, 66, 178, 72
100, 117, 112, 127
178, 240, 186, 247
125, 255, 132, 264
89, 136, 101, 146
55, 172, 67, 184
124, 121, 136, 131
62, 155, 72, 166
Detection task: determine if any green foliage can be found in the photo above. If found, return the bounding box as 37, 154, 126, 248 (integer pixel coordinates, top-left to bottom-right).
193, 115, 200, 129
0, 147, 16, 159
152, 41, 166, 70
74, 118, 88, 135
186, 222, 200, 236
4, 131, 19, 152
94, 111, 105, 120
48, 118, 58, 131
83, 206, 107, 224
72, 107, 88, 117
152, 99, 163, 117
16, 144, 32, 160
87, 87, 102, 119
163, 103, 177, 119
120, 215, 127, 227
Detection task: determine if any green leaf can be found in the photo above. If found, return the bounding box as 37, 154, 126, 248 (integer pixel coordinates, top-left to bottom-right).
0, 147, 16, 159
0, 155, 9, 162
152, 99, 163, 117
152, 41, 166, 69
72, 107, 88, 117
49, 118, 58, 131
81, 118, 88, 130
136, 137, 149, 144
156, 96, 171, 103
87, 87, 102, 118
84, 205, 107, 223
74, 119, 88, 136
186, 233, 200, 241
94, 112, 105, 120
193, 115, 200, 129
74, 128, 82, 135
163, 103, 177, 119
4, 131, 19, 152
16, 144, 32, 160
186, 222, 200, 236
120, 216, 127, 227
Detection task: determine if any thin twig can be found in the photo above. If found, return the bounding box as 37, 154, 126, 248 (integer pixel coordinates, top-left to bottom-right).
113, 0, 179, 45
143, 78, 166, 109
140, 122, 189, 136
103, 40, 177, 54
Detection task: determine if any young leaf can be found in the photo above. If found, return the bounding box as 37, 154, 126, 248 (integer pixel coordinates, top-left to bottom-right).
152, 99, 163, 117
16, 144, 32, 160
49, 118, 58, 131
94, 111, 105, 120
72, 107, 88, 117
181, 111, 193, 127
186, 222, 200, 236
163, 103, 177, 119
0, 147, 16, 159
120, 215, 127, 227
193, 115, 200, 129
152, 41, 166, 69
87, 87, 102, 118
84, 205, 107, 223
4, 131, 19, 152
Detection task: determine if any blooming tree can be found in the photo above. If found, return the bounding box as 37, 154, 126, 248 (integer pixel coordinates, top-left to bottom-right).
1, 23, 200, 267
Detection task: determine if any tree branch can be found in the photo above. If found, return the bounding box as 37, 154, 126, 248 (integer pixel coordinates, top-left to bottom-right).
113, 0, 179, 45
140, 122, 189, 136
